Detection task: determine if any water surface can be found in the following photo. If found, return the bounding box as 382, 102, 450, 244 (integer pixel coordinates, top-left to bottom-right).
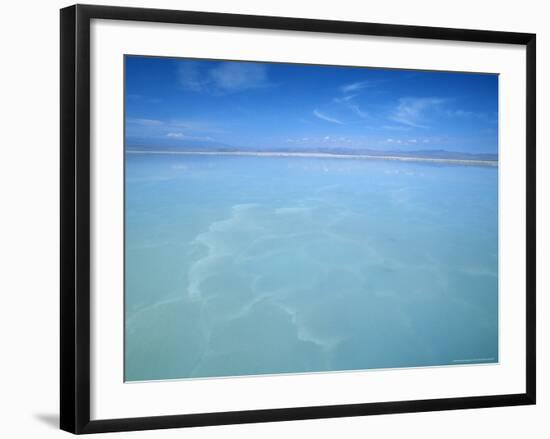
125, 153, 498, 381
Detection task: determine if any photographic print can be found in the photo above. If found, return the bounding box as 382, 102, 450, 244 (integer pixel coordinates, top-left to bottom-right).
124, 56, 499, 382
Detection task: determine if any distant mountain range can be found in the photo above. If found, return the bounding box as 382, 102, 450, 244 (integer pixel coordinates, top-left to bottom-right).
349, 148, 498, 161
127, 140, 498, 162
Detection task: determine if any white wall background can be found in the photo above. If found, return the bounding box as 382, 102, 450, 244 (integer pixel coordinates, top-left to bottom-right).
0, 0, 546, 437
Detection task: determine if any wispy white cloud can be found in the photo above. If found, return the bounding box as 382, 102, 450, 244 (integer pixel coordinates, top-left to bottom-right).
209, 63, 268, 92
386, 137, 434, 146
313, 109, 343, 124
126, 116, 222, 142
445, 109, 495, 124
130, 118, 220, 133
284, 135, 355, 146
349, 104, 368, 119
390, 97, 445, 128
178, 62, 205, 92
333, 94, 357, 103
340, 80, 374, 94
333, 94, 368, 119
448, 109, 476, 118
166, 132, 214, 141
179, 61, 271, 94
127, 118, 163, 126
382, 125, 409, 131
169, 120, 218, 132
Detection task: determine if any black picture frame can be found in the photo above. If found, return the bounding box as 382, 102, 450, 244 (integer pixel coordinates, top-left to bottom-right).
60, 4, 536, 434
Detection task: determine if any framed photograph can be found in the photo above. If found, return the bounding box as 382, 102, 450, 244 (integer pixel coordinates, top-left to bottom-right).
60, 4, 536, 434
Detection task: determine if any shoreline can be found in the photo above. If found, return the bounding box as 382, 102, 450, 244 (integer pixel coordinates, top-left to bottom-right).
126, 149, 498, 167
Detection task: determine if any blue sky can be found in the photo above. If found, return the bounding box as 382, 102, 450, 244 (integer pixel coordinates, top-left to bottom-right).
125, 56, 498, 154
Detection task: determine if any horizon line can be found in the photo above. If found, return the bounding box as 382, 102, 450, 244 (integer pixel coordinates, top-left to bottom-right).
126, 149, 498, 166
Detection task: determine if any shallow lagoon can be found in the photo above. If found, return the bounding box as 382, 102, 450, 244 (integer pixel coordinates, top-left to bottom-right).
124, 153, 498, 381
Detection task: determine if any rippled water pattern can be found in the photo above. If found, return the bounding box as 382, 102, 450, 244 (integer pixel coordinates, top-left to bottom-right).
124, 154, 498, 381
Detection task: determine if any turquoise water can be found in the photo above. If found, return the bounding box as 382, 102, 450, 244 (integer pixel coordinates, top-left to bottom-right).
124, 153, 498, 381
